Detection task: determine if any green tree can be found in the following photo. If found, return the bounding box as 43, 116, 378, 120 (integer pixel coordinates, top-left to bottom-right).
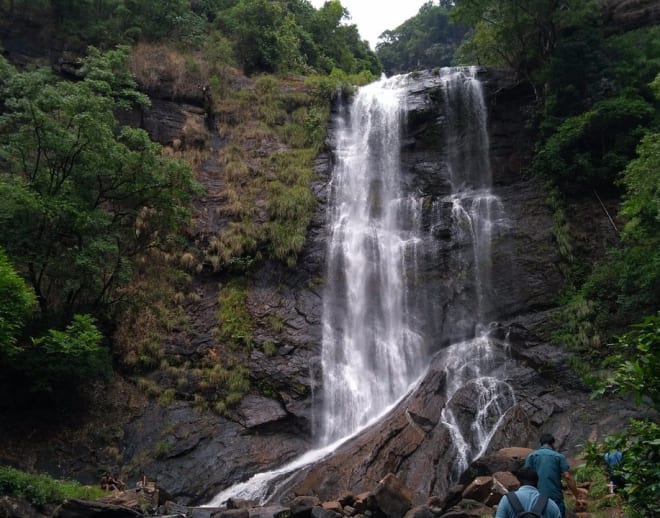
376, 1, 468, 75
0, 247, 36, 354
0, 47, 197, 322
221, 0, 305, 74
308, 0, 381, 75
20, 314, 111, 393
452, 0, 600, 96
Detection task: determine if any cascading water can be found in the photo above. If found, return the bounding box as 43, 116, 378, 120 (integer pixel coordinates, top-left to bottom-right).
207, 68, 514, 506
320, 75, 426, 444
206, 76, 424, 506
436, 67, 514, 478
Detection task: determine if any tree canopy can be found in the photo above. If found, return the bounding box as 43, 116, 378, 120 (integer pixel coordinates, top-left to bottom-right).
376, 1, 468, 75
0, 46, 198, 323
1, 0, 382, 77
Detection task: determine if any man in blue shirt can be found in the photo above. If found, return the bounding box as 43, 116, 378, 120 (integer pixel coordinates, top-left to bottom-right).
523, 433, 586, 517
495, 467, 561, 517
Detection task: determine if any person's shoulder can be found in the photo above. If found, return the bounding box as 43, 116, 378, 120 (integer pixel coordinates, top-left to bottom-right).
494, 493, 510, 517
541, 446, 564, 459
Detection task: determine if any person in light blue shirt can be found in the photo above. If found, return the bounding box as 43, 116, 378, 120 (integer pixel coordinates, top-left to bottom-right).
523, 433, 585, 517
603, 450, 624, 492
495, 467, 561, 517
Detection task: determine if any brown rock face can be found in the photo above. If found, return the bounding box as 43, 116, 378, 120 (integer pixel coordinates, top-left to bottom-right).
283, 366, 453, 504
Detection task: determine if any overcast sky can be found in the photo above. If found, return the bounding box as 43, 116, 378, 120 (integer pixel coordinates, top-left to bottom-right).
309, 0, 430, 49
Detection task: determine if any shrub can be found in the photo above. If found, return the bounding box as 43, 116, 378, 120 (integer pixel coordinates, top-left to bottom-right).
0, 248, 36, 355
0, 466, 105, 506
584, 420, 660, 518
217, 280, 253, 349
23, 314, 111, 393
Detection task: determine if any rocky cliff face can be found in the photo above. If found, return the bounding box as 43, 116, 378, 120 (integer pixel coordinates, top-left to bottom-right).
125, 68, 641, 506
228, 70, 643, 506
0, 23, 645, 506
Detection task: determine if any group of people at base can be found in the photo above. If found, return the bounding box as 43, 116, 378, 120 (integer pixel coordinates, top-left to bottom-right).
495, 433, 588, 518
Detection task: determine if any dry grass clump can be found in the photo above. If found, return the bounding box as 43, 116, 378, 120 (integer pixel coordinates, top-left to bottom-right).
141, 350, 250, 416
203, 73, 325, 270
182, 114, 209, 148
179, 252, 197, 270
130, 42, 209, 101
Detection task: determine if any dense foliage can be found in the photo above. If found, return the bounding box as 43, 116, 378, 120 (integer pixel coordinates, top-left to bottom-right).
0, 248, 36, 353
0, 0, 381, 77
375, 1, 468, 75
0, 46, 198, 399
0, 466, 106, 506
0, 47, 196, 323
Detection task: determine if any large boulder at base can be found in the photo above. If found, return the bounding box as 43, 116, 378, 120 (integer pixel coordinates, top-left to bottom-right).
460, 448, 532, 484
290, 496, 321, 518
460, 476, 507, 508
460, 477, 492, 504
373, 474, 414, 518
492, 472, 519, 492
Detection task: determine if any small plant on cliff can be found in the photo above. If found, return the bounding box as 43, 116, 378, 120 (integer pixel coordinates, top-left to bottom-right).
217, 280, 253, 350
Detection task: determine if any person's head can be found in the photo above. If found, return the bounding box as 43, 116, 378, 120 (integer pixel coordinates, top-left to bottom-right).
516, 467, 539, 488
540, 433, 556, 448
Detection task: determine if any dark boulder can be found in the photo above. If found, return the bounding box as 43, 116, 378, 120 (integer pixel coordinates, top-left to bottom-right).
372, 474, 414, 518
290, 496, 321, 518
52, 499, 143, 517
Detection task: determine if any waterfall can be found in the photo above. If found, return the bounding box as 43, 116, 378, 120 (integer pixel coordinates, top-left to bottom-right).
206, 69, 514, 506
320, 75, 425, 444
436, 67, 513, 478
320, 67, 513, 477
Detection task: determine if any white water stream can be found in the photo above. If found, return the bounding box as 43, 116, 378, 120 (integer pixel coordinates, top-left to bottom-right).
320, 75, 426, 444
207, 68, 514, 506
437, 68, 513, 477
